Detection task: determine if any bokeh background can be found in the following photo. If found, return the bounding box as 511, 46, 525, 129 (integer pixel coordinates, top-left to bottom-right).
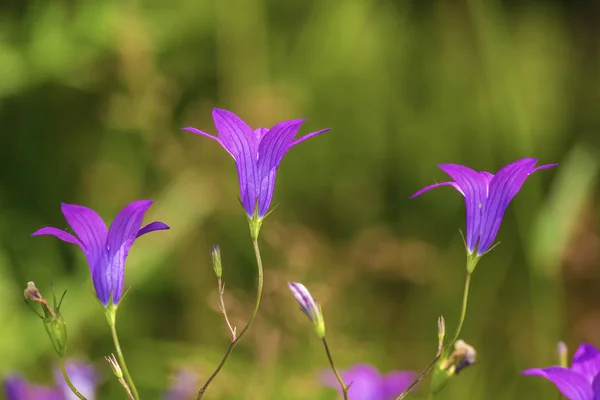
1, 0, 599, 399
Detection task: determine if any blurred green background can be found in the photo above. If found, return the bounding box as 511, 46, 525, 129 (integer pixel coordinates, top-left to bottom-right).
1, 0, 599, 399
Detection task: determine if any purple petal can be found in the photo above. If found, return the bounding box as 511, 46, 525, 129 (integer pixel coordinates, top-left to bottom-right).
212, 108, 259, 216
3, 374, 62, 400
137, 221, 170, 238
106, 200, 154, 304
257, 169, 277, 219
254, 127, 269, 142
478, 158, 552, 253
571, 344, 600, 384
290, 127, 331, 147
163, 370, 197, 400
60, 203, 108, 255
410, 181, 460, 198
381, 371, 418, 399
256, 119, 304, 217
288, 282, 320, 322
32, 227, 83, 248
181, 127, 233, 158
534, 163, 559, 172
4, 375, 27, 400
438, 164, 489, 253
592, 373, 600, 398
54, 361, 97, 400
322, 364, 384, 400
523, 367, 592, 400
59, 204, 110, 305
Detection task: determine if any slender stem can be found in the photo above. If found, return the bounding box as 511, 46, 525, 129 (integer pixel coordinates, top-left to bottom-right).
197, 238, 265, 399
448, 272, 472, 347
395, 353, 441, 400
58, 358, 87, 400
119, 378, 135, 400
108, 320, 140, 400
218, 278, 236, 340
396, 271, 473, 399
322, 338, 349, 400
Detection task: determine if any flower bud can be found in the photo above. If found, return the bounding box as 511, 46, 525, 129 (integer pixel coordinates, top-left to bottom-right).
212, 245, 222, 278
437, 316, 446, 344
557, 341, 568, 368
288, 282, 326, 339
24, 282, 68, 357
431, 339, 477, 394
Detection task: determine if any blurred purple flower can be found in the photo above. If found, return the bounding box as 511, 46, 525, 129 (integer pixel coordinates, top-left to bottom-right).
54, 362, 96, 400
4, 361, 96, 400
412, 158, 556, 255
163, 370, 197, 400
32, 201, 169, 306
183, 108, 330, 218
322, 364, 417, 400
523, 343, 600, 400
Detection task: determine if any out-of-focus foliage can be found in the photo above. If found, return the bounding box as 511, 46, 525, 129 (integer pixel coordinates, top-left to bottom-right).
0, 0, 599, 398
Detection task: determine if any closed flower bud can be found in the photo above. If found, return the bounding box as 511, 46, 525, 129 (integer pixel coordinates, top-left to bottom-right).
212, 245, 222, 278
288, 282, 326, 339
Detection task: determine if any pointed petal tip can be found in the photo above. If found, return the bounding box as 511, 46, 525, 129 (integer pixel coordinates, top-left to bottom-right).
410, 182, 458, 198
212, 108, 238, 119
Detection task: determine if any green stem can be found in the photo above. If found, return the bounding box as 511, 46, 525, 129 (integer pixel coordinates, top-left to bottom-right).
322, 338, 349, 400
59, 358, 87, 400
107, 315, 140, 400
396, 270, 473, 399
448, 271, 472, 347
395, 353, 441, 400
197, 238, 264, 399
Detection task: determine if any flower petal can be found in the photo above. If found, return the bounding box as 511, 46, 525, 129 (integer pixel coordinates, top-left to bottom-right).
163, 370, 197, 400
343, 364, 384, 400
256, 119, 305, 216
60, 203, 108, 254
289, 127, 330, 147
592, 373, 600, 399
60, 204, 110, 304
523, 367, 592, 400
54, 361, 97, 400
321, 364, 384, 400
438, 164, 489, 253
4, 375, 27, 400
212, 108, 259, 216
32, 227, 83, 248
478, 158, 550, 253
137, 221, 170, 238
288, 282, 320, 322
181, 127, 233, 158
257, 169, 277, 218
106, 200, 154, 304
381, 371, 418, 399
3, 374, 63, 400
410, 181, 461, 198
572, 344, 600, 384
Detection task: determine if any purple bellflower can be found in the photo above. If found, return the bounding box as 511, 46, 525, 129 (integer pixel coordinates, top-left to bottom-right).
412, 158, 556, 268
163, 370, 197, 400
183, 108, 330, 222
32, 201, 169, 307
523, 343, 600, 400
322, 364, 417, 400
4, 361, 96, 400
